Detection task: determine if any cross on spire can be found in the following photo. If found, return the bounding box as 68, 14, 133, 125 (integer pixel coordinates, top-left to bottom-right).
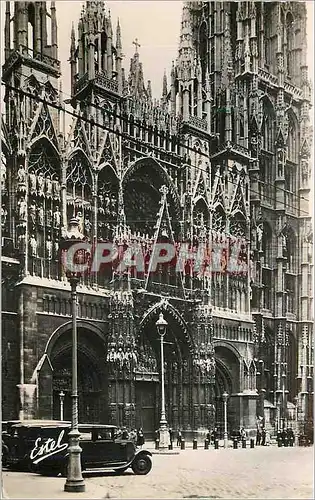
132, 38, 141, 54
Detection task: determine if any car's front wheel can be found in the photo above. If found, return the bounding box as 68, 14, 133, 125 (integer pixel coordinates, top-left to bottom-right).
131, 455, 152, 475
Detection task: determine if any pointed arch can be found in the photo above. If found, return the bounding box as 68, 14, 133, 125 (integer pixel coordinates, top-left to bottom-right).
193, 197, 209, 228
261, 220, 273, 266
261, 96, 276, 152
229, 210, 247, 238
66, 151, 93, 221
287, 110, 299, 163
122, 157, 181, 235
28, 137, 61, 177
138, 299, 193, 353
212, 203, 226, 233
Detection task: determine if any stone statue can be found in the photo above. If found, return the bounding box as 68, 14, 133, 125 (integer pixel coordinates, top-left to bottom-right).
53, 209, 61, 228
29, 234, 38, 257
29, 169, 37, 195
1, 163, 6, 193
52, 175, 60, 199
17, 199, 27, 221
257, 223, 263, 251
17, 164, 26, 185
18, 232, 26, 253
84, 217, 92, 237
46, 175, 53, 197
46, 235, 53, 259
37, 172, 45, 197
29, 201, 37, 225
38, 203, 44, 226
1, 205, 7, 229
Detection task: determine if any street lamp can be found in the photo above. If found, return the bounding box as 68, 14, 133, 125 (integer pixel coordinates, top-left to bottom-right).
293, 396, 299, 437
59, 391, 65, 421
60, 217, 86, 493
156, 312, 170, 449
222, 391, 229, 449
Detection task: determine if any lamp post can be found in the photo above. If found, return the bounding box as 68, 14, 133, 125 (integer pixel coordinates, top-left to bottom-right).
156, 312, 170, 449
60, 217, 86, 493
222, 391, 229, 449
294, 396, 299, 437
59, 391, 65, 421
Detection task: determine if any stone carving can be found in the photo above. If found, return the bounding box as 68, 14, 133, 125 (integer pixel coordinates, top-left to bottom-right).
53, 209, 61, 228
1, 205, 7, 229
38, 203, 44, 226
37, 172, 45, 197
29, 234, 38, 257
29, 169, 37, 195
46, 235, 53, 259
1, 163, 7, 193
17, 164, 26, 185
52, 175, 61, 199
257, 223, 263, 252
46, 175, 53, 197
29, 201, 37, 225
17, 199, 27, 221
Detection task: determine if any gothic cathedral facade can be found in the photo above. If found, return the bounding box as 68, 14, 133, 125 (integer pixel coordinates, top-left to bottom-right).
1, 1, 313, 438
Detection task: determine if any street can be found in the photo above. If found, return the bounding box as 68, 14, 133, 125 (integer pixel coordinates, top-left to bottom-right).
2, 445, 313, 499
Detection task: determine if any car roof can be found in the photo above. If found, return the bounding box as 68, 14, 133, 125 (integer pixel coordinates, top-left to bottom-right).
10, 421, 118, 430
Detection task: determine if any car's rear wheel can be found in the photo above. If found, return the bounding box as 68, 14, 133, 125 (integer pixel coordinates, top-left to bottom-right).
131, 455, 152, 475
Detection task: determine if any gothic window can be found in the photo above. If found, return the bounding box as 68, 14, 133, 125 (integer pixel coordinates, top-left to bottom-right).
229, 211, 246, 239
285, 228, 297, 273
285, 274, 296, 313
285, 163, 296, 212
287, 114, 298, 163
66, 154, 92, 222
199, 21, 208, 83
262, 268, 272, 310
259, 156, 273, 205
261, 99, 275, 153
212, 204, 226, 234
286, 13, 294, 77
261, 222, 272, 267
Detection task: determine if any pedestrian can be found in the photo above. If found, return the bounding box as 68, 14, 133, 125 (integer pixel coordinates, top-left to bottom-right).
122, 427, 129, 439
137, 427, 145, 448
176, 428, 182, 447
206, 430, 211, 442
155, 428, 160, 441
169, 428, 173, 444
261, 427, 266, 446
256, 428, 261, 446
240, 427, 246, 441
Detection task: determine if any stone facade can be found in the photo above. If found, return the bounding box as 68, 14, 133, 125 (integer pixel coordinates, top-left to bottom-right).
1, 1, 313, 438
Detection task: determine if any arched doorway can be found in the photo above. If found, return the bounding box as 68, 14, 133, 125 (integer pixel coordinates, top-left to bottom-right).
214, 344, 241, 437
136, 304, 192, 438
49, 326, 107, 423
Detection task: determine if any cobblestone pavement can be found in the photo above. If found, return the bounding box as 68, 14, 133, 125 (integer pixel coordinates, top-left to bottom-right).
2, 446, 313, 499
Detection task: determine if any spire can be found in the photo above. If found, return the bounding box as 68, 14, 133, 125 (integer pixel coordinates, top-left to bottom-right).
128, 41, 147, 99
116, 18, 122, 52
4, 2, 10, 58
147, 80, 152, 101
51, 1, 58, 60
70, 22, 76, 56
116, 18, 123, 94
162, 70, 168, 102
177, 2, 195, 82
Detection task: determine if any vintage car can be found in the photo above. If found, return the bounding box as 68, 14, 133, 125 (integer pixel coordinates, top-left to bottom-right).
5, 421, 152, 476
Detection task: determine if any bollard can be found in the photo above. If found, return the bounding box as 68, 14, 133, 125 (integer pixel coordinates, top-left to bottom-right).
233, 438, 238, 449
284, 437, 288, 447
289, 439, 294, 447
181, 439, 185, 450
277, 438, 282, 448
250, 438, 255, 449
242, 439, 246, 449
214, 439, 219, 450
193, 438, 198, 450
155, 439, 159, 450
204, 439, 209, 450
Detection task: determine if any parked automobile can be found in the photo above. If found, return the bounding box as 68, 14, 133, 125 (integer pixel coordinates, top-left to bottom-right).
5, 421, 152, 476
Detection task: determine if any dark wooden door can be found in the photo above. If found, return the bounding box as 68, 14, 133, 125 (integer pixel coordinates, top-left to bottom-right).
135, 381, 157, 438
